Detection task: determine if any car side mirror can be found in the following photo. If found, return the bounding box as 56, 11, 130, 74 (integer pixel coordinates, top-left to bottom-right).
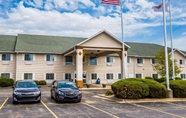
52, 85, 56, 88
12, 86, 15, 89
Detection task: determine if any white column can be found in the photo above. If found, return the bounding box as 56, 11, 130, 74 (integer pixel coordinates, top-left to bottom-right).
76, 49, 83, 81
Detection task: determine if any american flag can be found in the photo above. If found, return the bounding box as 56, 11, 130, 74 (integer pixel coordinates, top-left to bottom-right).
101, 0, 120, 6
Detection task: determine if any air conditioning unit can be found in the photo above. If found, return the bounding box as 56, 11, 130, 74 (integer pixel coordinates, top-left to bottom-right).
107, 63, 112, 66
25, 61, 32, 65
2, 61, 9, 65
137, 64, 143, 67
180, 65, 185, 68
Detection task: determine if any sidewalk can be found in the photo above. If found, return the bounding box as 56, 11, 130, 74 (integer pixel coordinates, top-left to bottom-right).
80, 84, 111, 91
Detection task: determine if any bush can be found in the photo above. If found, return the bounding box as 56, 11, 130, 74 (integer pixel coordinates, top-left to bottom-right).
175, 77, 182, 80
145, 76, 153, 79
154, 77, 166, 83
0, 78, 14, 87
34, 80, 40, 85
111, 79, 149, 99
39, 80, 47, 85
104, 89, 114, 96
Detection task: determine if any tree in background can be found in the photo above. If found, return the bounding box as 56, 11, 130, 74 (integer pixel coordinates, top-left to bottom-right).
152, 49, 181, 79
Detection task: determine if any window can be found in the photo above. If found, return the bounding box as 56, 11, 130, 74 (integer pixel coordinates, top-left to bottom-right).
1, 73, 10, 78
136, 74, 142, 78
180, 59, 185, 65
181, 74, 186, 79
2, 54, 10, 61
46, 55, 54, 61
152, 58, 156, 64
90, 57, 97, 65
106, 73, 113, 79
46, 73, 54, 80
91, 73, 97, 80
24, 73, 33, 80
152, 74, 158, 79
65, 73, 71, 80
25, 54, 33, 61
106, 57, 113, 63
137, 58, 143, 64
65, 56, 73, 65
118, 73, 121, 79
127, 57, 130, 63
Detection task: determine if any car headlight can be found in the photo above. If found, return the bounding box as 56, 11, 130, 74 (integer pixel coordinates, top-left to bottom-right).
76, 91, 82, 95
33, 91, 41, 95
58, 91, 65, 95
14, 91, 21, 95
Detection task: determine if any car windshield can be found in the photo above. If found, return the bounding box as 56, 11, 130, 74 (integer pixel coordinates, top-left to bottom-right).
58, 82, 77, 88
16, 82, 38, 88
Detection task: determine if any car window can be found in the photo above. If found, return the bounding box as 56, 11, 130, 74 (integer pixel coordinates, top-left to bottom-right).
16, 82, 37, 88
58, 82, 77, 88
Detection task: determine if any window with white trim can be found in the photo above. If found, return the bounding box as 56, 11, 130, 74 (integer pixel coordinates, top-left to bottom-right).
106, 73, 113, 79
65, 56, 73, 65
46, 73, 54, 80
24, 73, 33, 80
152, 74, 158, 79
2, 54, 11, 61
136, 74, 142, 78
65, 73, 71, 80
127, 57, 130, 63
25, 54, 33, 61
1, 73, 10, 78
118, 73, 121, 79
90, 57, 97, 65
91, 73, 97, 80
180, 59, 185, 65
180, 74, 186, 79
46, 55, 54, 61
152, 58, 156, 64
106, 57, 113, 63
137, 58, 143, 64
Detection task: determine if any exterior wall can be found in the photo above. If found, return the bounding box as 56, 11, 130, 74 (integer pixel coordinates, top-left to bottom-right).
0, 54, 16, 79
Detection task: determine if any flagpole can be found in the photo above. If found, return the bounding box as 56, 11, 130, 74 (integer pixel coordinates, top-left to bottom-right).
120, 0, 126, 79
162, 0, 170, 90
168, 0, 175, 80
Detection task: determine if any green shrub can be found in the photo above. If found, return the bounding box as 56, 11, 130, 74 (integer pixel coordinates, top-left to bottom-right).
175, 77, 182, 80
154, 77, 166, 83
104, 89, 114, 96
39, 80, 47, 85
145, 76, 153, 79
143, 79, 167, 98
0, 78, 14, 87
34, 80, 39, 85
111, 79, 149, 99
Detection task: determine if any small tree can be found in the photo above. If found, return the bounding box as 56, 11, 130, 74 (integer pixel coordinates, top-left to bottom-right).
152, 49, 181, 79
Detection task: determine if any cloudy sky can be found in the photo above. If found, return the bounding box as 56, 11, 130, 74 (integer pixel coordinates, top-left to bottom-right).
0, 0, 186, 51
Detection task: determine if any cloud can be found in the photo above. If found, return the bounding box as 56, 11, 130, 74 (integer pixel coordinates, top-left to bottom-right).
167, 37, 186, 51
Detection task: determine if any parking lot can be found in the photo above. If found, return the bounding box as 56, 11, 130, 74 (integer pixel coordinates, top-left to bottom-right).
1, 86, 186, 118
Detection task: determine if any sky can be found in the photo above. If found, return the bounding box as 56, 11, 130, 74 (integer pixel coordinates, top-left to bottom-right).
0, 0, 186, 51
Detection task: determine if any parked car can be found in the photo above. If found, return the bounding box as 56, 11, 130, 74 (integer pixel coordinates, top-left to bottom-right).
12, 80, 41, 104
51, 80, 82, 103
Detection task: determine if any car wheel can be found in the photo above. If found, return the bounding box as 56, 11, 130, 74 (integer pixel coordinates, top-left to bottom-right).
77, 99, 81, 103
55, 94, 59, 103
12, 100, 17, 104
51, 93, 53, 99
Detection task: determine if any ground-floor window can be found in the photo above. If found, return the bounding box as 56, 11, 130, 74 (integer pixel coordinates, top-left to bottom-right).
91, 73, 97, 80
46, 73, 54, 80
1, 73, 10, 78
106, 73, 113, 79
180, 74, 186, 79
65, 73, 71, 80
118, 73, 121, 79
24, 73, 33, 80
136, 74, 142, 78
152, 74, 158, 79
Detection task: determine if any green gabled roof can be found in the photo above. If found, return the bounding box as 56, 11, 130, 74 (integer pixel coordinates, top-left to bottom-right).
0, 35, 17, 52
15, 34, 86, 53
125, 42, 172, 57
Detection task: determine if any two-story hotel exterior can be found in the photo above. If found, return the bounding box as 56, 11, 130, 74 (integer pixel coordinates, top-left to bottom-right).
0, 30, 186, 87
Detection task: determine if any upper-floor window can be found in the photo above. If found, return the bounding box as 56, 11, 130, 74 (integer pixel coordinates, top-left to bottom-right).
152, 58, 156, 64
46, 73, 54, 80
180, 74, 186, 79
106, 73, 113, 79
1, 73, 10, 78
106, 57, 113, 63
2, 54, 11, 61
136, 74, 142, 78
152, 74, 158, 79
46, 55, 54, 61
25, 54, 33, 61
180, 59, 185, 65
90, 57, 97, 65
91, 73, 97, 80
65, 56, 73, 65
127, 57, 130, 63
137, 58, 143, 64
24, 73, 33, 80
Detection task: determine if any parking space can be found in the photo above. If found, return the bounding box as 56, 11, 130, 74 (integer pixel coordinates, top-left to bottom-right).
1, 86, 186, 118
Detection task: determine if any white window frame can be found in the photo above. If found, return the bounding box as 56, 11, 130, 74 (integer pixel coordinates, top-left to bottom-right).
137, 58, 143, 64
65, 73, 72, 80
151, 58, 156, 64
2, 54, 11, 61
180, 59, 185, 65
46, 54, 55, 61
180, 74, 186, 79
106, 56, 114, 63
24, 54, 34, 61
24, 73, 33, 80
127, 57, 130, 63
65, 56, 73, 65
46, 73, 55, 80
90, 56, 97, 65
152, 74, 158, 79
1, 73, 11, 78
106, 73, 114, 79
136, 73, 142, 78
91, 73, 97, 80
118, 73, 121, 79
